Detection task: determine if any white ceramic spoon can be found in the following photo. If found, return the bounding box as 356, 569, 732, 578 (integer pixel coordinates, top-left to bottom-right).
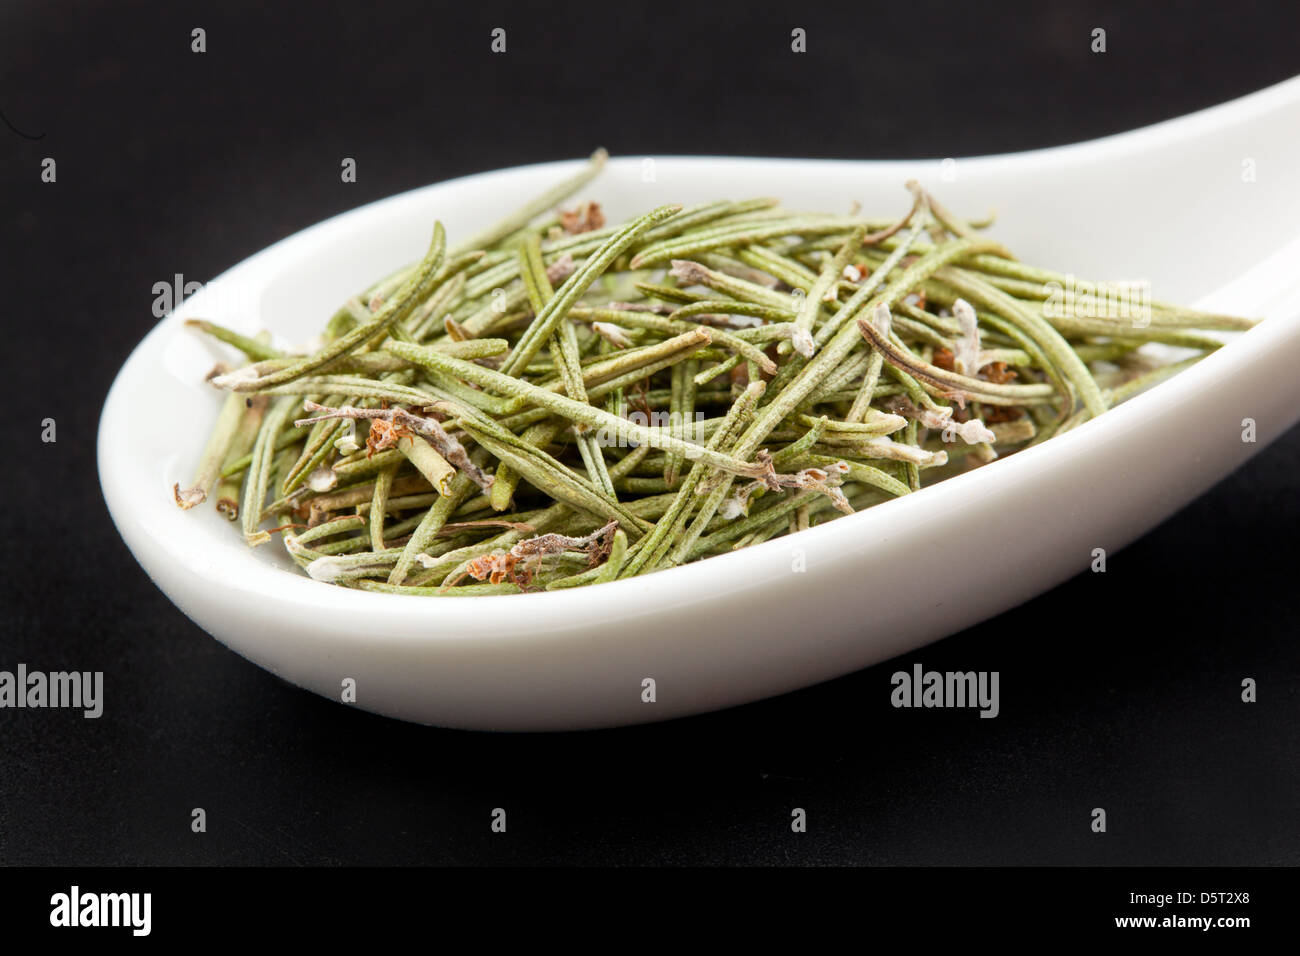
99, 76, 1300, 731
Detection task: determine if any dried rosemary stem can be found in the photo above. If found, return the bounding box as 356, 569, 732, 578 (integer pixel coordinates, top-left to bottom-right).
174, 389, 246, 509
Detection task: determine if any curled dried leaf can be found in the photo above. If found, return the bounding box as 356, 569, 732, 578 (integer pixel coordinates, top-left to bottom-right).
559, 201, 605, 235
442, 520, 620, 590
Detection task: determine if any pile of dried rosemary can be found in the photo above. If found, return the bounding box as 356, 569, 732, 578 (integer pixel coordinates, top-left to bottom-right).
175, 149, 1251, 595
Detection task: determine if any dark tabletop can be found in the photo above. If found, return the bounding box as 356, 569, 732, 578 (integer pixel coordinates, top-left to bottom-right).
1, 0, 1297, 866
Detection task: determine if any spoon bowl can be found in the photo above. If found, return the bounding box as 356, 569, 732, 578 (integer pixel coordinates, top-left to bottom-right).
99, 77, 1300, 730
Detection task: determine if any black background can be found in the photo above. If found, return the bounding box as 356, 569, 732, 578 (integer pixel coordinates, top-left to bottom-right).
2, 1, 1298, 866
